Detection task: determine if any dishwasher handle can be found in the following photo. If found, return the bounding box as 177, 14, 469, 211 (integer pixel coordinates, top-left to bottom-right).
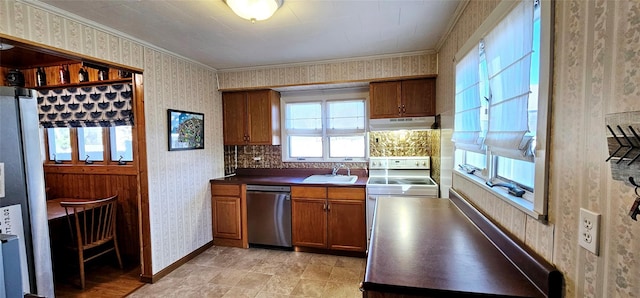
246, 185, 291, 192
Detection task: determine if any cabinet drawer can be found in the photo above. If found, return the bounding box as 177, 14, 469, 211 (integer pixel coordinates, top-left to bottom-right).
328, 187, 365, 200
211, 184, 241, 196
292, 186, 327, 199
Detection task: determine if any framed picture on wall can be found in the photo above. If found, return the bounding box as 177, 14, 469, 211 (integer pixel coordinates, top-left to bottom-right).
167, 109, 204, 151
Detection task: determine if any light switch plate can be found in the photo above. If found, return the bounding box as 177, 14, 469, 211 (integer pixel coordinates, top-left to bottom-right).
579, 208, 600, 255
0, 163, 5, 198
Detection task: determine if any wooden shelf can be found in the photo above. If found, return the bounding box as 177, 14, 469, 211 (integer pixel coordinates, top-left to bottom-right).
29, 78, 132, 91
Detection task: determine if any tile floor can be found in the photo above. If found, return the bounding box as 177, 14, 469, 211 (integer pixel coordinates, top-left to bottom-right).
128, 246, 366, 298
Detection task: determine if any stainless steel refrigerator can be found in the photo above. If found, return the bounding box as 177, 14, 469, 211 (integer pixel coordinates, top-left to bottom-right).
0, 86, 54, 297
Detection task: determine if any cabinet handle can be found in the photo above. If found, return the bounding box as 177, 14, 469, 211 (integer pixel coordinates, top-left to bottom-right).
402, 104, 406, 113
323, 203, 327, 211
327, 203, 331, 211
398, 106, 401, 116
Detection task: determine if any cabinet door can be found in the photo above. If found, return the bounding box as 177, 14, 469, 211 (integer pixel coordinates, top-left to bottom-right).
327, 187, 366, 252
222, 92, 248, 145
247, 90, 277, 145
401, 78, 436, 117
369, 81, 401, 119
213, 196, 242, 240
291, 197, 327, 248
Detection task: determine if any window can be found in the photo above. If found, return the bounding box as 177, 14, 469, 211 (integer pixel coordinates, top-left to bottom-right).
45, 126, 134, 165
78, 127, 104, 162
453, 0, 551, 218
47, 127, 72, 161
282, 89, 367, 162
110, 126, 133, 162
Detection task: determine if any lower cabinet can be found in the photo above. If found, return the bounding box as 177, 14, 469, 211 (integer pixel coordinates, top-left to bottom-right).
211, 183, 248, 248
292, 186, 366, 252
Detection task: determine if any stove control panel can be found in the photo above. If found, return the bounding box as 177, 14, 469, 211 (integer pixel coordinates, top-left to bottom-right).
369, 157, 430, 170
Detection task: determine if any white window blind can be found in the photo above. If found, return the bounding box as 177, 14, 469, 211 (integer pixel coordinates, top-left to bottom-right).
284, 102, 322, 133
452, 47, 483, 153
483, 0, 535, 162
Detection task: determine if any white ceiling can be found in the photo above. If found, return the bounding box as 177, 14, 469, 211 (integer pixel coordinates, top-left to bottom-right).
38, 0, 463, 70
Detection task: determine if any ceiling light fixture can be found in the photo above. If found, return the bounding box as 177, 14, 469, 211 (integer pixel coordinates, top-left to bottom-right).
0, 42, 14, 51
225, 0, 283, 23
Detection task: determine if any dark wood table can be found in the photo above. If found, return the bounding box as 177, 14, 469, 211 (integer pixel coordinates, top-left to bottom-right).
363, 197, 545, 297
46, 198, 90, 220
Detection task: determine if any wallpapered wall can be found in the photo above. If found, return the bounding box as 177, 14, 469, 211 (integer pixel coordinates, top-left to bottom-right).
0, 0, 223, 275
217, 52, 437, 89
440, 0, 640, 297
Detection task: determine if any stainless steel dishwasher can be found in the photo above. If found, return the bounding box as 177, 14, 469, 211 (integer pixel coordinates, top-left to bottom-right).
246, 185, 292, 248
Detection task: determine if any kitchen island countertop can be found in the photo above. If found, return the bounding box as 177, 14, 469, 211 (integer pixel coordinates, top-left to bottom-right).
363, 197, 551, 297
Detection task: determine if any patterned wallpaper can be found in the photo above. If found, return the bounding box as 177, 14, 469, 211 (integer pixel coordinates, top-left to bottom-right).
0, 0, 223, 275
442, 0, 640, 297
217, 52, 438, 90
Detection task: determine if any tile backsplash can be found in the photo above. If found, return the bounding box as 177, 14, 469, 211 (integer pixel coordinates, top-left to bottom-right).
223, 129, 441, 185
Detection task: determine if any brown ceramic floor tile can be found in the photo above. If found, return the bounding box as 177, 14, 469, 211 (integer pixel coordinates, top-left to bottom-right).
275, 261, 308, 278
196, 284, 233, 298
235, 272, 272, 290
250, 260, 285, 275
290, 279, 327, 297
208, 268, 248, 286
259, 275, 300, 296
309, 254, 339, 266
129, 246, 365, 297
329, 266, 363, 283
222, 286, 260, 298
301, 263, 333, 280
322, 281, 362, 298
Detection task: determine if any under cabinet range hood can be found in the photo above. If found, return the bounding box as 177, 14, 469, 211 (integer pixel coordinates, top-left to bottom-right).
369, 116, 435, 131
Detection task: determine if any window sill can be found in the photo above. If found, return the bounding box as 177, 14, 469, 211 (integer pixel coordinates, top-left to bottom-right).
453, 169, 545, 221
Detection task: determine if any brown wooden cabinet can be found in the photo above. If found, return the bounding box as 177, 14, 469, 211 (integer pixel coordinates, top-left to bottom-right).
291, 186, 366, 252
211, 183, 248, 248
369, 78, 436, 119
222, 90, 281, 145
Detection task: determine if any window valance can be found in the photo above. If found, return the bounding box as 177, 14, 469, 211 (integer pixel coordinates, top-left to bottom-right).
38, 83, 134, 128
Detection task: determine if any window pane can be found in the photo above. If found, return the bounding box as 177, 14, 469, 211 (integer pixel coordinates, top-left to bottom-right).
47, 128, 71, 161
327, 100, 365, 130
466, 151, 486, 169
329, 136, 365, 158
289, 136, 322, 158
78, 127, 104, 161
110, 126, 133, 162
497, 156, 534, 190
285, 102, 322, 130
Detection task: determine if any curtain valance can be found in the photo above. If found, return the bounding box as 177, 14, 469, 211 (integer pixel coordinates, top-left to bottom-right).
38, 83, 134, 128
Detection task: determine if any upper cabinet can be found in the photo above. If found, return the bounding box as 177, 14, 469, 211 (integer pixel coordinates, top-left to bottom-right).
222, 89, 281, 145
369, 78, 436, 119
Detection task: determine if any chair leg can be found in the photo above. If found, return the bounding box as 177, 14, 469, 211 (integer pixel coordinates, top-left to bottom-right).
78, 251, 85, 289
113, 237, 123, 269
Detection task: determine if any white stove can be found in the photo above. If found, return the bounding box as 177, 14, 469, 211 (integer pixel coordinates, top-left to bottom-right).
366, 156, 439, 244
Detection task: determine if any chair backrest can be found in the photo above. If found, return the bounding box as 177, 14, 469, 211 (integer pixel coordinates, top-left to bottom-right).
60, 195, 118, 250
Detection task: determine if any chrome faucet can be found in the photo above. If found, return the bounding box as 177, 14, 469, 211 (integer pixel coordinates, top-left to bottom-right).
332, 163, 350, 176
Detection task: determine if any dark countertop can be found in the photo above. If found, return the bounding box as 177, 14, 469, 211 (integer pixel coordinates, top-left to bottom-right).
363, 197, 544, 297
210, 168, 368, 187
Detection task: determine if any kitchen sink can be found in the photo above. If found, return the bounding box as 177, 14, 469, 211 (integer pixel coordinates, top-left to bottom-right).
302, 174, 358, 184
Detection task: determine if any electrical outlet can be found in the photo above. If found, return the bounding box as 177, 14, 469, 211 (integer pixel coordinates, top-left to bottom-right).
579, 208, 601, 255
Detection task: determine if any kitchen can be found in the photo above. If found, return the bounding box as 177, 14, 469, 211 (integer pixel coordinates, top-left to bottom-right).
0, 0, 639, 297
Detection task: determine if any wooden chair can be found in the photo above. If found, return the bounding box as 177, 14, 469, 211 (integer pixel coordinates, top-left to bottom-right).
60, 195, 123, 289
